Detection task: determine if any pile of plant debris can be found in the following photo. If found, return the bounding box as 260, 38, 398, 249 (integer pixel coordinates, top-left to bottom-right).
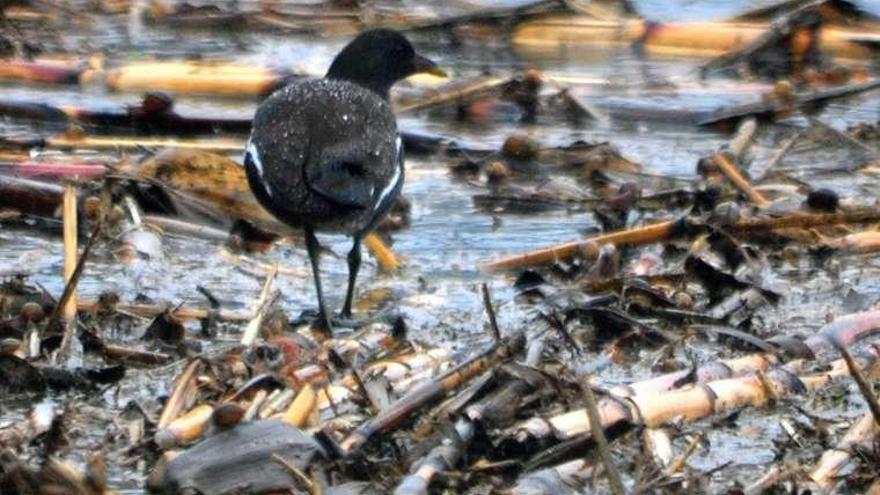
2, 0, 880, 493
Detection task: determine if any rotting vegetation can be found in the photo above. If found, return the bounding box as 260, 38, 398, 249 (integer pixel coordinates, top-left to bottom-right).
2, 0, 880, 494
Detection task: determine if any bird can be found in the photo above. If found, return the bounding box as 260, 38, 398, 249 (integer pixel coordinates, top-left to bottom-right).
244, 29, 444, 334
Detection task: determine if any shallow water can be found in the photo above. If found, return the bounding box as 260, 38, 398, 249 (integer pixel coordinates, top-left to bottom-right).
3, 1, 880, 492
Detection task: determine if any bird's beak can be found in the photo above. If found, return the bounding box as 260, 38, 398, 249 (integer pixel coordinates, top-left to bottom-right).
412, 54, 447, 78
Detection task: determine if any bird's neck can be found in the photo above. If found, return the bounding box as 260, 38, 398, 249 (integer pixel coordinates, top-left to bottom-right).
326, 65, 393, 100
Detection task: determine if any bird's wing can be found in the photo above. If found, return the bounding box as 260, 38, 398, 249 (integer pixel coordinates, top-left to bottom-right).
249, 79, 397, 211
304, 157, 375, 210
302, 99, 397, 210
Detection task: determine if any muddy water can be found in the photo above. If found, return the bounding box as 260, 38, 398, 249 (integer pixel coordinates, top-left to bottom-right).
3, 1, 880, 492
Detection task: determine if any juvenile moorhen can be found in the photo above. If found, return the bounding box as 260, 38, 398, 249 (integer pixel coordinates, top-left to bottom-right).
245, 29, 444, 334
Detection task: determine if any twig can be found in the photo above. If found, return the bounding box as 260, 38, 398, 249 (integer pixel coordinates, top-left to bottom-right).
144, 215, 229, 242
665, 434, 700, 475
157, 359, 203, 429
727, 117, 757, 158
61, 184, 77, 321
744, 462, 798, 495
480, 283, 501, 342
699, 78, 880, 127
270, 453, 314, 491
338, 332, 525, 454
330, 349, 379, 415
711, 117, 767, 206
581, 376, 626, 495
482, 219, 677, 271
240, 263, 278, 346
397, 76, 508, 113
712, 153, 769, 206
826, 335, 880, 427
47, 134, 246, 151
483, 208, 880, 271
77, 299, 253, 322
808, 117, 880, 166
756, 130, 801, 181
538, 311, 582, 354
809, 409, 879, 489
49, 223, 101, 364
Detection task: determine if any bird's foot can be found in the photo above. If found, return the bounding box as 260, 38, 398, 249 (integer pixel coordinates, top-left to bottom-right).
335, 305, 394, 328
291, 309, 335, 337
292, 307, 392, 336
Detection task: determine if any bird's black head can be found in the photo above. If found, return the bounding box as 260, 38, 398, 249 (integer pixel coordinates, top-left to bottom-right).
326, 29, 445, 99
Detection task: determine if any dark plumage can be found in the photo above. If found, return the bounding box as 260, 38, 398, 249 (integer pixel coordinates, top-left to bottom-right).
245, 29, 443, 334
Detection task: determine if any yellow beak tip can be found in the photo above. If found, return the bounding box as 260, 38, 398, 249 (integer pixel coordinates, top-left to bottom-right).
425, 66, 448, 78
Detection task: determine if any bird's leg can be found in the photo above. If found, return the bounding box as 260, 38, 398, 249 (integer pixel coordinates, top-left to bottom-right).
304, 226, 333, 335
340, 234, 362, 319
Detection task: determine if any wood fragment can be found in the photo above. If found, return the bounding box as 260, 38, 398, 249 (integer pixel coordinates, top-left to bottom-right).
580, 377, 626, 495
61, 184, 77, 322
809, 409, 880, 489
480, 283, 501, 342
0, 161, 107, 179
399, 0, 569, 33
708, 117, 768, 206
101, 61, 291, 96
240, 264, 278, 347
281, 384, 317, 428
76, 299, 253, 322
826, 231, 880, 253
397, 76, 508, 113
825, 334, 880, 427
483, 208, 880, 271
756, 130, 801, 180
727, 117, 758, 158
244, 389, 268, 422
612, 310, 880, 397
699, 78, 880, 127
101, 342, 173, 365
48, 224, 101, 364
270, 453, 314, 492
733, 209, 880, 232
482, 220, 677, 271
712, 153, 769, 206
665, 434, 700, 475
513, 348, 878, 445
0, 60, 83, 85
157, 359, 203, 429
393, 418, 474, 495
808, 116, 879, 165
47, 134, 246, 152
744, 462, 798, 495
700, 0, 826, 76
514, 16, 880, 59
143, 215, 229, 242
154, 404, 215, 449
338, 332, 525, 455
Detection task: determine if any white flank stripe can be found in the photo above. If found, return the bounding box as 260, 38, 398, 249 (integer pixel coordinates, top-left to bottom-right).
246, 139, 273, 198
376, 150, 402, 210
246, 140, 264, 178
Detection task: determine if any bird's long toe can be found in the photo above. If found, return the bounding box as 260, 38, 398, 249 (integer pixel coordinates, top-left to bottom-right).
333, 306, 396, 329
291, 308, 335, 336
291, 307, 392, 334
